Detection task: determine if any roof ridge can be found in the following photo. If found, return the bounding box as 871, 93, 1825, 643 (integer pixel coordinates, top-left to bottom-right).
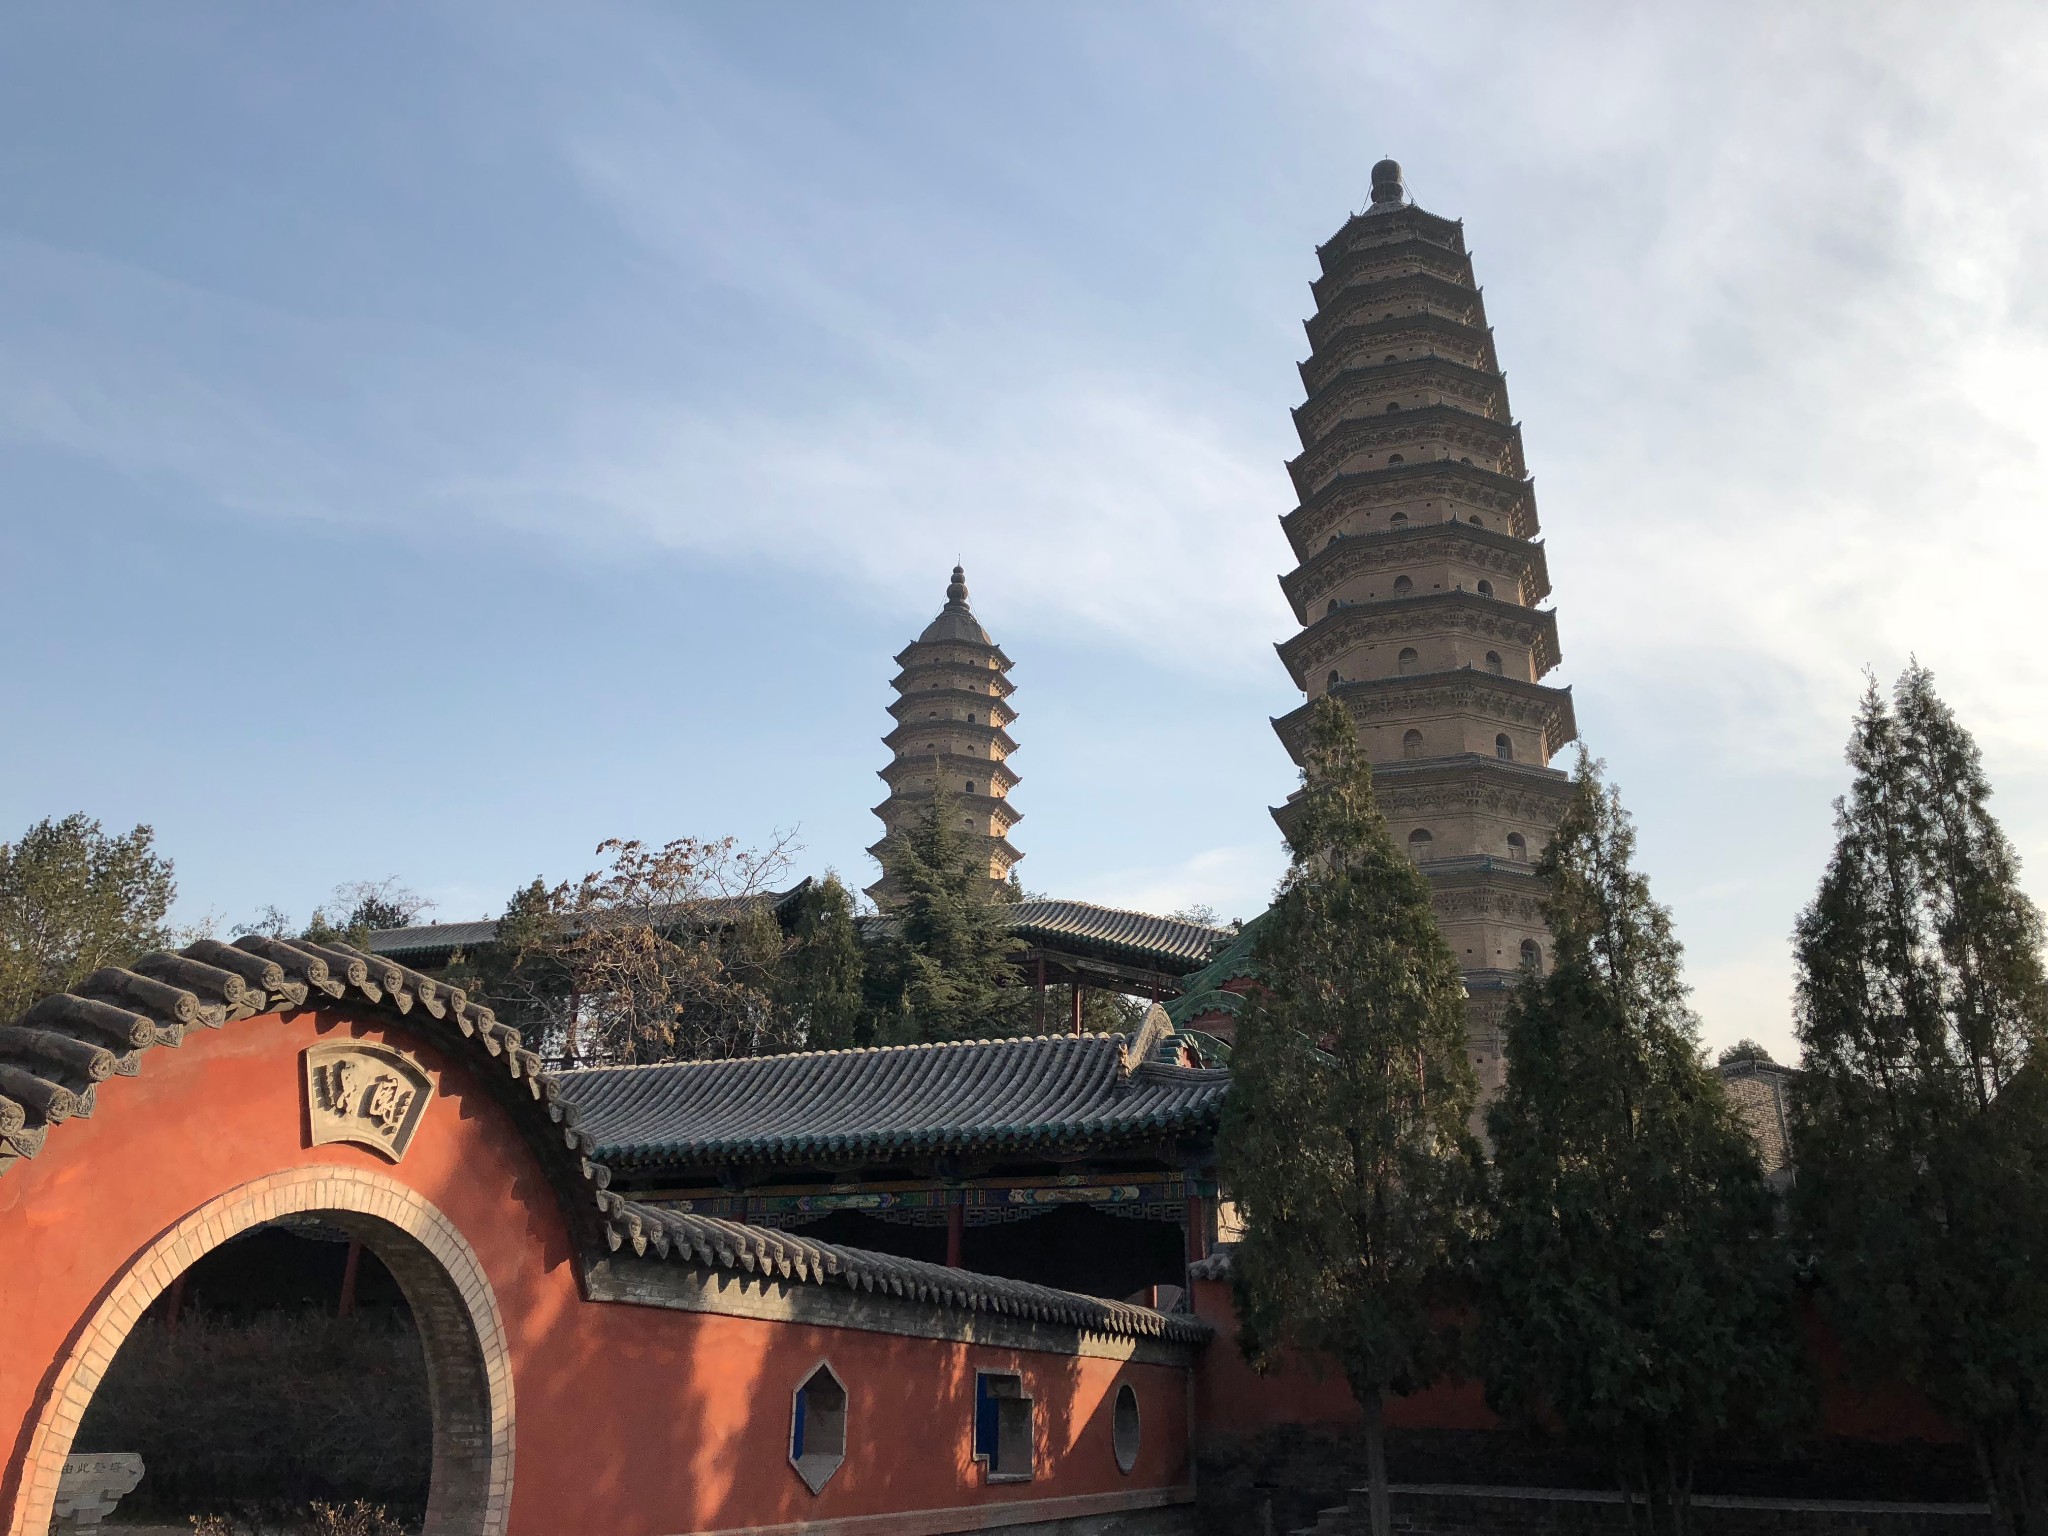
613, 1199, 1212, 1345
559, 1030, 1131, 1075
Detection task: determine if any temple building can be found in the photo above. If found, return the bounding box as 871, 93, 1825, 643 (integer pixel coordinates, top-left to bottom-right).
1268, 159, 1577, 1094
866, 566, 1022, 906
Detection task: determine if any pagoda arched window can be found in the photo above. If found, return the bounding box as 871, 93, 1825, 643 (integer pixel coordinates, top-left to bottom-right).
1393, 576, 1412, 596
1385, 402, 1400, 413
1397, 647, 1419, 675
1390, 512, 1409, 529
966, 781, 977, 794
1485, 651, 1503, 675
1507, 833, 1527, 861
1402, 729, 1423, 759
1468, 515, 1483, 526
1387, 453, 1405, 465
1496, 734, 1513, 761
1477, 579, 1494, 598
1407, 829, 1433, 862
1327, 670, 1341, 691
1520, 939, 1542, 970
1327, 599, 1339, 616
1384, 354, 1399, 363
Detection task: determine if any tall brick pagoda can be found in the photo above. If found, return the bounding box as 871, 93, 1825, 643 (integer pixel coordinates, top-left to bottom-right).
867, 566, 1022, 906
1271, 159, 1576, 1094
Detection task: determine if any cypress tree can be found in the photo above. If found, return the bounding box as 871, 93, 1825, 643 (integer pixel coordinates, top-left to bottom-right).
774, 874, 870, 1050
868, 783, 1025, 1042
1481, 752, 1797, 1533
1793, 666, 2048, 1534
1219, 697, 1480, 1536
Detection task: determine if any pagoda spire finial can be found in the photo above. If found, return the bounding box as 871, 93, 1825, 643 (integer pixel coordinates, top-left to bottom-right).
946, 564, 970, 609
1368, 157, 1407, 213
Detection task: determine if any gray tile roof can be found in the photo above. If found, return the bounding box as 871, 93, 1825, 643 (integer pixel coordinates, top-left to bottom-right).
1003, 900, 1232, 970
367, 893, 1226, 977
0, 939, 1203, 1345
364, 888, 808, 961
555, 1031, 1232, 1171
609, 1201, 1210, 1343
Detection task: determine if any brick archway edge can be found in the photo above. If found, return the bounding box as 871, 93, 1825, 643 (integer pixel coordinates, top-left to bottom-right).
9, 1166, 514, 1536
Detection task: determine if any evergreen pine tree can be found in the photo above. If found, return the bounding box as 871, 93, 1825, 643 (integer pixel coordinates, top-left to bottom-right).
0, 815, 176, 1019
445, 877, 576, 1054
868, 783, 1025, 1043
1481, 752, 1797, 1533
1793, 666, 2048, 1534
1219, 697, 1480, 1536
774, 874, 870, 1050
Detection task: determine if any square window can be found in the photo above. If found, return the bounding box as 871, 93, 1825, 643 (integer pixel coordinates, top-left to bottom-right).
973, 1372, 1034, 1482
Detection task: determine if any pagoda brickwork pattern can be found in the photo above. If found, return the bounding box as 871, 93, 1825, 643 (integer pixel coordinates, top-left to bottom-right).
867, 567, 1022, 906
1272, 162, 1576, 1096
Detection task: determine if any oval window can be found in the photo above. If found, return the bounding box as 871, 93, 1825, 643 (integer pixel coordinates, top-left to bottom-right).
1112, 1383, 1140, 1474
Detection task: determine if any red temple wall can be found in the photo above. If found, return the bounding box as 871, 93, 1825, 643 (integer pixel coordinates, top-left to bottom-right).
0, 1008, 1191, 1536
1190, 1274, 1962, 1451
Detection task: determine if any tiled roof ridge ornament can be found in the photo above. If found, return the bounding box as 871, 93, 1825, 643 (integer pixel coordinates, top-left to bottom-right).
567, 1029, 1135, 1075
1118, 1003, 1177, 1077
0, 935, 624, 1232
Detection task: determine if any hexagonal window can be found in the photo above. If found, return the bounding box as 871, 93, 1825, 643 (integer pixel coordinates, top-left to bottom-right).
789, 1362, 847, 1494
1112, 1383, 1140, 1474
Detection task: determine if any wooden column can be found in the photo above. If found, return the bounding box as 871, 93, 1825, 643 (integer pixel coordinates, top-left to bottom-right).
1070, 983, 1083, 1036
946, 1198, 965, 1269
1184, 1193, 1208, 1264
337, 1238, 363, 1319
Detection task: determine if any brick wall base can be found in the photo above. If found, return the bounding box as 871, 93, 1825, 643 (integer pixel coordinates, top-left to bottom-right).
1297, 1485, 1991, 1536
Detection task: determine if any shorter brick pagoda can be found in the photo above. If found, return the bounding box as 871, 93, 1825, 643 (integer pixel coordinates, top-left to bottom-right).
867, 566, 1022, 905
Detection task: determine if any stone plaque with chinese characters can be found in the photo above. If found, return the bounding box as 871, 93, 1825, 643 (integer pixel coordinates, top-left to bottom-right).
304, 1040, 434, 1162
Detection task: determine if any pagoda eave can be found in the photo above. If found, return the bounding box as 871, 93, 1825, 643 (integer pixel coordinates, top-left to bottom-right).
1305, 270, 1486, 352
1282, 459, 1539, 559
1275, 592, 1563, 689
882, 721, 1020, 756
871, 794, 1023, 832
1292, 358, 1510, 436
1272, 675, 1577, 763
876, 755, 1022, 793
1279, 523, 1551, 621
1289, 408, 1526, 499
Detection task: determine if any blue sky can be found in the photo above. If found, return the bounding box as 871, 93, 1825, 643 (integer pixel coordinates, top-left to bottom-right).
6, 2, 2047, 1060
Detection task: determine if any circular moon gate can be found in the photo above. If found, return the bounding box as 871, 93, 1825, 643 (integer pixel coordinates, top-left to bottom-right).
10, 1167, 514, 1536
